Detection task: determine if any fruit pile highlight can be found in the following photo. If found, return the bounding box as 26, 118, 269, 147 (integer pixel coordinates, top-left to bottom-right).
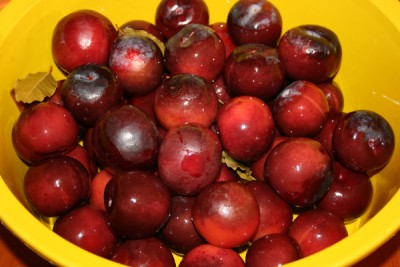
10, 0, 395, 266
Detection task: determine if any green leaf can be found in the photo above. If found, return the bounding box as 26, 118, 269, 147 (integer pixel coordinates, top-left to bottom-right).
222, 151, 256, 182
14, 70, 57, 104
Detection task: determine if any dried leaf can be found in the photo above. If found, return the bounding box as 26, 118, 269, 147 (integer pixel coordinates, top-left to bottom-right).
119, 27, 166, 55
14, 70, 57, 104
222, 151, 256, 182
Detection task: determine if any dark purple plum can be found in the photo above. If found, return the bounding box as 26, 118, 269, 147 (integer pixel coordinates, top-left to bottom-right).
104, 171, 171, 239
12, 102, 78, 164
227, 0, 282, 46
61, 64, 123, 127
278, 25, 342, 83
155, 0, 209, 39
111, 238, 175, 267
109, 34, 164, 96
158, 196, 205, 254
318, 162, 373, 222
53, 205, 117, 258
24, 156, 91, 217
92, 104, 160, 173
332, 110, 395, 175
223, 43, 285, 102
246, 234, 301, 267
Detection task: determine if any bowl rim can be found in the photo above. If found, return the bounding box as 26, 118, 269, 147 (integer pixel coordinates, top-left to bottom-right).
0, 0, 399, 266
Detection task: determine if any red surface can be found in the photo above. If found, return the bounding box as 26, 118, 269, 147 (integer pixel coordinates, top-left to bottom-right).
0, 222, 399, 267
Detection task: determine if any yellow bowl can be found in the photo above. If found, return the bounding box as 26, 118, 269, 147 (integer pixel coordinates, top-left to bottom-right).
1, 0, 399, 266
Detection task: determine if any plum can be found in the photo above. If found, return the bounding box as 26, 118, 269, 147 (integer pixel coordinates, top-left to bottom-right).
24, 156, 91, 217
332, 110, 395, 175
288, 209, 348, 257
278, 25, 342, 83
111, 238, 175, 267
180, 243, 245, 267
157, 124, 222, 196
61, 64, 123, 127
165, 24, 225, 82
12, 101, 78, 164
216, 96, 275, 163
227, 0, 282, 46
52, 10, 117, 73
192, 181, 260, 248
53, 205, 117, 258
246, 233, 301, 267
104, 171, 171, 239
264, 137, 333, 208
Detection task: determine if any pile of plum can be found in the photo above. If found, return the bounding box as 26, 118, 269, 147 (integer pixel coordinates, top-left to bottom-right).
11, 0, 395, 266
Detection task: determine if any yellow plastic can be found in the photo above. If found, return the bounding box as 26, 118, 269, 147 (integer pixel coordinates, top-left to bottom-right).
0, 0, 399, 266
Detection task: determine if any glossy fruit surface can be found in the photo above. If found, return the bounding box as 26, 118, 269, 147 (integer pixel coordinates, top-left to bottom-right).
209, 22, 236, 57
313, 113, 345, 159
12, 102, 78, 164
154, 74, 218, 130
159, 195, 205, 254
265, 138, 333, 207
109, 34, 164, 96
192, 181, 260, 248
317, 162, 373, 222
250, 136, 288, 181
318, 82, 344, 116
128, 89, 158, 123
157, 124, 222, 196
273, 80, 329, 137
179, 243, 245, 267
155, 0, 209, 39
211, 75, 231, 105
278, 24, 342, 83
111, 237, 175, 267
53, 205, 117, 258
165, 23, 225, 82
92, 104, 160, 172
223, 43, 285, 102
24, 156, 91, 217
104, 171, 171, 239
52, 9, 117, 73
245, 180, 292, 241
288, 209, 348, 257
214, 164, 239, 183
227, 0, 282, 46
89, 169, 113, 211
332, 110, 395, 174
61, 64, 123, 127
64, 144, 98, 178
245, 233, 301, 267
216, 96, 275, 163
